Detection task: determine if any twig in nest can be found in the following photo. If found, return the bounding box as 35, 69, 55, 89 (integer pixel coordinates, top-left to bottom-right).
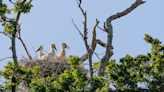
0, 57, 12, 62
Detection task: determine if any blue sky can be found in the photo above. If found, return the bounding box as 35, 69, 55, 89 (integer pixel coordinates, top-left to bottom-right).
0, 0, 164, 89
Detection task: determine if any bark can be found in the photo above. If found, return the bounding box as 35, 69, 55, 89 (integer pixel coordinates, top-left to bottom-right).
98, 0, 146, 77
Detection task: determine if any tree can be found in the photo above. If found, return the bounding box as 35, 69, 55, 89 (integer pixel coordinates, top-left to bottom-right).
3, 0, 164, 92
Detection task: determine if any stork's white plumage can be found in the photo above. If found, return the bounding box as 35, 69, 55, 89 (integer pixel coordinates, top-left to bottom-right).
57, 42, 70, 58
36, 45, 45, 59
41, 44, 57, 61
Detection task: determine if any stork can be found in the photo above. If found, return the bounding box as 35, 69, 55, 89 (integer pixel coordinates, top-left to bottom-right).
41, 43, 57, 61
57, 42, 70, 58
36, 45, 45, 59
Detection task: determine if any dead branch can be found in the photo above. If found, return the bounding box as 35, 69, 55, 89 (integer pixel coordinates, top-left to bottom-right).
96, 52, 105, 55
76, 0, 89, 50
94, 52, 101, 60
97, 24, 105, 32
80, 20, 100, 62
72, 18, 84, 38
77, 0, 94, 78
98, 0, 146, 78
91, 19, 99, 51
0, 57, 12, 62
107, 0, 145, 23
16, 24, 32, 60
96, 39, 106, 47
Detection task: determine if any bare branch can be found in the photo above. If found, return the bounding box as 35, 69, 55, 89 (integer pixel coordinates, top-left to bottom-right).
76, 0, 89, 50
106, 0, 146, 23
96, 52, 105, 55
94, 52, 101, 60
97, 24, 105, 32
98, 0, 146, 78
72, 18, 84, 38
80, 19, 100, 63
16, 24, 32, 60
90, 19, 99, 51
0, 57, 12, 62
96, 39, 106, 47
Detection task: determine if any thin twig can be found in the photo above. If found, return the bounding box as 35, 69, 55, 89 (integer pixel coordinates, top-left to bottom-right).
72, 18, 84, 38
97, 24, 105, 32
96, 52, 105, 55
33, 46, 37, 57
0, 31, 12, 39
0, 57, 12, 62
94, 52, 101, 60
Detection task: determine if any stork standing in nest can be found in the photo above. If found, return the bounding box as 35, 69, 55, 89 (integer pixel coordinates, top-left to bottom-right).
41, 43, 57, 61
36, 45, 45, 59
57, 42, 70, 58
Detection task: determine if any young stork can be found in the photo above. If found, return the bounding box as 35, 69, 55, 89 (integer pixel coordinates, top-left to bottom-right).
41, 43, 57, 61
57, 42, 70, 58
36, 45, 45, 59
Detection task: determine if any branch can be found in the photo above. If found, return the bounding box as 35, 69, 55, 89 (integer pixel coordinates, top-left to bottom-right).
0, 57, 12, 62
94, 52, 101, 60
107, 0, 145, 23
98, 0, 146, 77
80, 19, 100, 62
97, 24, 105, 32
0, 31, 11, 39
90, 19, 99, 51
17, 24, 32, 60
76, 0, 89, 50
72, 18, 84, 38
96, 39, 106, 47
9, 0, 17, 5
88, 0, 146, 92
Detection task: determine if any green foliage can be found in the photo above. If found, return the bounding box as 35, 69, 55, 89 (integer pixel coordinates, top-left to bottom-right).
1, 0, 164, 91
29, 56, 89, 92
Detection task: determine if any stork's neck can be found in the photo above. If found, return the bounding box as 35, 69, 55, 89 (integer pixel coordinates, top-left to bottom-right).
51, 47, 54, 52
61, 47, 65, 52
40, 49, 43, 54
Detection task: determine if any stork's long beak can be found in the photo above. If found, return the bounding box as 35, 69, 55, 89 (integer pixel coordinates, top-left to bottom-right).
65, 45, 70, 50
54, 47, 57, 51
36, 48, 40, 53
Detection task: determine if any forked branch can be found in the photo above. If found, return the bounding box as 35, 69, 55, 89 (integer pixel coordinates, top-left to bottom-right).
98, 0, 146, 77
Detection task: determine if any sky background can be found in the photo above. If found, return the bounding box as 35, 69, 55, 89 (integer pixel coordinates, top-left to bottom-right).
0, 0, 164, 89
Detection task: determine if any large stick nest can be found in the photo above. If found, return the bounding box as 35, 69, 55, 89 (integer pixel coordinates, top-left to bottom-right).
20, 56, 88, 78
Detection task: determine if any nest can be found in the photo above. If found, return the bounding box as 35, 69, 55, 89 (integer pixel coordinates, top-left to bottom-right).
20, 56, 88, 78
18, 56, 89, 92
